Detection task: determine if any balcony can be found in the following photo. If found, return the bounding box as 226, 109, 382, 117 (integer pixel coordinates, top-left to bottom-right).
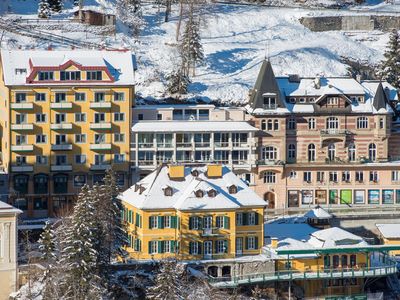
51, 123, 73, 130
215, 142, 229, 148
90, 102, 112, 109
90, 123, 111, 130
51, 144, 73, 151
138, 143, 154, 149
256, 159, 284, 166
11, 145, 33, 152
11, 103, 33, 110
90, 164, 111, 171
195, 142, 211, 148
176, 143, 192, 148
90, 143, 112, 150
138, 160, 155, 166
156, 143, 174, 149
320, 129, 350, 136
11, 165, 33, 172
233, 142, 248, 148
51, 164, 72, 171
50, 102, 73, 109
201, 228, 224, 237
11, 124, 33, 130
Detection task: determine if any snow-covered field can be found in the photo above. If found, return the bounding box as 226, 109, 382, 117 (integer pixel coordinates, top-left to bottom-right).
0, 0, 396, 103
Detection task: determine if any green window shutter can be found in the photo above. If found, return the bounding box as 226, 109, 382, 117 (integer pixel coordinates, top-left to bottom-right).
255, 237, 259, 249
245, 237, 249, 250
223, 216, 230, 229
189, 217, 193, 230
171, 240, 176, 253
255, 212, 259, 225
198, 242, 202, 255
171, 216, 177, 229
224, 240, 228, 253
135, 213, 139, 226
148, 241, 152, 254
214, 241, 218, 254
139, 239, 142, 251
139, 215, 142, 228
129, 210, 132, 223
120, 209, 124, 220
158, 216, 164, 229
149, 216, 153, 229
189, 242, 193, 254
199, 217, 203, 229
243, 213, 248, 226
158, 241, 163, 253
177, 217, 180, 229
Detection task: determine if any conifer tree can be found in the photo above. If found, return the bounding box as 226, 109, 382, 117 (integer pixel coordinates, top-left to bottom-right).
60, 185, 106, 298
49, 0, 62, 13
117, 0, 144, 37
38, 0, 51, 18
180, 10, 204, 76
378, 29, 400, 88
146, 259, 185, 299
166, 67, 191, 95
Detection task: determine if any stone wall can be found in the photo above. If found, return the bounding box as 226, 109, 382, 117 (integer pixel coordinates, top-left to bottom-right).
300, 15, 400, 32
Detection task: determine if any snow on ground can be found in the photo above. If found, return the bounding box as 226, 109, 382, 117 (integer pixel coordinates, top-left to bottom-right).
0, 0, 395, 103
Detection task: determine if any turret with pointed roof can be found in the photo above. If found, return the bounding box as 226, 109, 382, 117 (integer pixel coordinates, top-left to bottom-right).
373, 82, 390, 112
248, 60, 286, 110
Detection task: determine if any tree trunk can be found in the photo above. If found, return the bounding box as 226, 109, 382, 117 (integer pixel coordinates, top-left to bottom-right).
164, 0, 171, 22
175, 0, 184, 41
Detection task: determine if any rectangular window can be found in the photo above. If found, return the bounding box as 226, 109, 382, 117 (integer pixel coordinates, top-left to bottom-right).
340, 190, 352, 205
94, 92, 105, 102
342, 171, 350, 182
16, 156, 27, 165
35, 93, 46, 102
94, 133, 105, 144
75, 113, 86, 122
87, 71, 103, 80
36, 155, 47, 165
236, 213, 243, 226
36, 114, 46, 123
94, 113, 105, 123
354, 190, 365, 204
55, 155, 67, 165
149, 241, 157, 254
383, 190, 394, 204
164, 216, 171, 228
114, 112, 125, 122
149, 216, 158, 229
288, 190, 299, 207
73, 175, 86, 187
16, 135, 27, 145
396, 190, 400, 204
114, 154, 125, 163
60, 71, 81, 81
248, 212, 256, 225
94, 154, 105, 165
190, 241, 199, 255
36, 134, 47, 144
190, 216, 200, 230
16, 114, 26, 124
247, 237, 256, 250
317, 171, 324, 182
392, 171, 400, 182
38, 71, 54, 81
75, 155, 86, 164
55, 134, 67, 145
315, 190, 327, 204
114, 92, 125, 101
75, 93, 86, 101
302, 190, 313, 205
356, 171, 364, 182
75, 134, 86, 143
216, 240, 227, 253
55, 93, 66, 103
114, 133, 125, 143
15, 93, 26, 103
303, 171, 312, 182
55, 113, 66, 124
329, 171, 338, 183
216, 216, 224, 228
369, 171, 378, 182
368, 190, 380, 205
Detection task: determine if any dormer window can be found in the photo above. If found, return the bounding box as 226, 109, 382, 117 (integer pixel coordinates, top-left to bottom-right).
327, 97, 338, 105
309, 98, 315, 103
38, 71, 54, 81
15, 68, 27, 75
228, 185, 237, 194
207, 189, 217, 198
134, 184, 140, 192
263, 96, 276, 110
164, 186, 173, 197
139, 186, 146, 195
299, 98, 305, 103
195, 190, 204, 198
60, 71, 81, 81
289, 97, 296, 104
87, 71, 102, 81
191, 170, 199, 177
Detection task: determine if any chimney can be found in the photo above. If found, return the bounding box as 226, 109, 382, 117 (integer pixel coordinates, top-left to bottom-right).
207, 165, 222, 178
168, 165, 185, 180
314, 75, 321, 89
356, 74, 362, 83
270, 237, 278, 249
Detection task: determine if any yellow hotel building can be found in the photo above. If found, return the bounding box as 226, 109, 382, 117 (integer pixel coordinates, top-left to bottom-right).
0, 49, 135, 218
120, 164, 266, 260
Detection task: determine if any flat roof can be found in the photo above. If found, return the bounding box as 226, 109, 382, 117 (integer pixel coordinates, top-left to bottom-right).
277, 244, 400, 255
376, 224, 400, 239
132, 121, 258, 133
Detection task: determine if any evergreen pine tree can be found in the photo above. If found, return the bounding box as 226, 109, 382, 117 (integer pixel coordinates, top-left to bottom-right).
38, 0, 51, 18
166, 68, 191, 95
49, 0, 62, 13
73, 0, 80, 6
116, 0, 144, 37
60, 185, 106, 298
146, 259, 185, 299
180, 11, 204, 76
378, 29, 400, 88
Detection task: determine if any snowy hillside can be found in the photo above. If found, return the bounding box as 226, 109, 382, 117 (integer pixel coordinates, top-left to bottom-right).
0, 0, 394, 103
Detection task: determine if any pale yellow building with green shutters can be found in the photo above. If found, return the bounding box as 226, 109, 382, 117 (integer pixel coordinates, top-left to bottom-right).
0, 49, 135, 218
120, 164, 266, 260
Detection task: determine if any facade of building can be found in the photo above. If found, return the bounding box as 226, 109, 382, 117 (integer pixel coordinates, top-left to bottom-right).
247, 60, 400, 211
0, 202, 21, 300
131, 104, 257, 183
120, 164, 265, 260
376, 223, 400, 256
0, 49, 135, 218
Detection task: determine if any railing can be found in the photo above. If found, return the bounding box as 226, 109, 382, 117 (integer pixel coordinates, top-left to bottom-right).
263, 104, 277, 110
177, 143, 192, 148
138, 143, 154, 148
195, 142, 211, 148
156, 143, 173, 148
215, 142, 229, 148
233, 142, 248, 147
209, 263, 398, 288
320, 129, 350, 135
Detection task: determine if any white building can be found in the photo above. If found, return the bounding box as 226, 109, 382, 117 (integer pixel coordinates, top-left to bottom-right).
0, 201, 21, 300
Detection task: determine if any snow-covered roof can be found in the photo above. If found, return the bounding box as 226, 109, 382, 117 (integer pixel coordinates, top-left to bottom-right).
308, 227, 367, 248
304, 206, 332, 219
0, 201, 22, 215
0, 49, 136, 86
132, 121, 258, 133
120, 165, 266, 210
376, 224, 400, 239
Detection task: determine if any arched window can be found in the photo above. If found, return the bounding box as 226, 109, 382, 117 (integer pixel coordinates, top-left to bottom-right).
341, 255, 348, 267
261, 120, 266, 130
288, 118, 296, 130
326, 117, 339, 130
263, 171, 276, 183
328, 144, 336, 161
288, 144, 296, 160
34, 174, 48, 194
267, 120, 273, 131
308, 144, 316, 162
369, 143, 376, 161
53, 173, 68, 194
348, 144, 356, 162
207, 189, 217, 198
195, 190, 204, 198
262, 146, 277, 161
274, 120, 279, 130
14, 174, 29, 194
308, 118, 316, 130
228, 185, 237, 194
164, 186, 173, 197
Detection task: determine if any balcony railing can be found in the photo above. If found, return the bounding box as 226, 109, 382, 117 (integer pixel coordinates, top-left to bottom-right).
209, 263, 398, 288
50, 102, 73, 109
51, 164, 72, 171
138, 143, 154, 148
138, 160, 155, 166
90, 164, 111, 171
233, 142, 248, 147
90, 102, 112, 109
11, 124, 33, 130
177, 142, 192, 148
320, 129, 350, 136
11, 164, 33, 172
156, 143, 173, 148
195, 142, 211, 148
90, 123, 111, 130
11, 145, 33, 152
201, 228, 224, 237
90, 143, 112, 150
263, 104, 277, 110
215, 142, 229, 148
51, 144, 73, 151
11, 103, 34, 110
51, 123, 73, 130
